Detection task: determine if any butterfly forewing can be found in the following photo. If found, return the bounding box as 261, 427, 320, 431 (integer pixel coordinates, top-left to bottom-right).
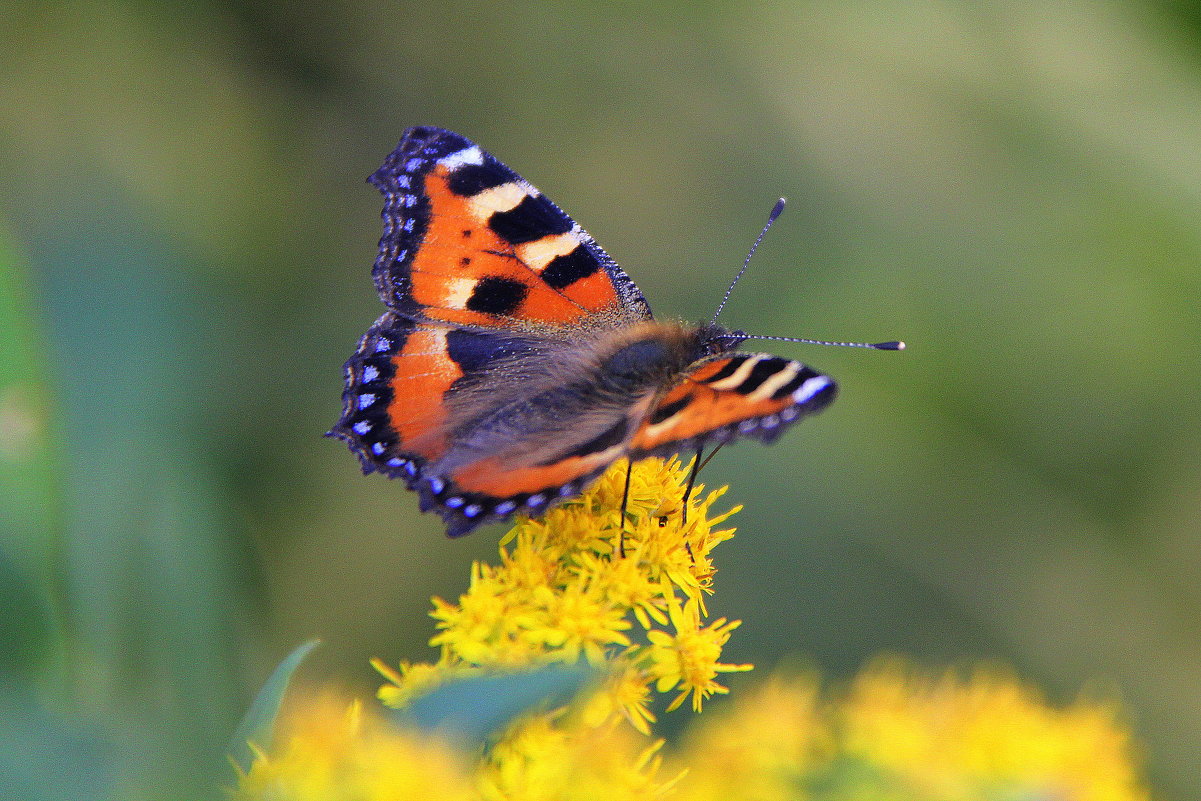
369, 126, 650, 329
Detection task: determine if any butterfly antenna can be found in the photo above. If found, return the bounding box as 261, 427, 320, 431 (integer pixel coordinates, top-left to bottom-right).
738, 333, 905, 351
709, 198, 788, 325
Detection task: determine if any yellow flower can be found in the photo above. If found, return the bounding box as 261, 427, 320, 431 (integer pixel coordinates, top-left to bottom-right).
839, 657, 1151, 801
672, 661, 1152, 801
382, 456, 747, 727
371, 658, 478, 708
673, 672, 829, 801
526, 580, 633, 664
478, 713, 682, 801
231, 692, 474, 801
236, 453, 1155, 801
581, 660, 658, 735
645, 595, 753, 712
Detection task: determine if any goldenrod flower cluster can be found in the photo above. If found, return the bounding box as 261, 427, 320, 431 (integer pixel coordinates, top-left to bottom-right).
233, 457, 1154, 801
233, 693, 476, 801
675, 659, 1150, 801
375, 456, 750, 732
234, 661, 1151, 801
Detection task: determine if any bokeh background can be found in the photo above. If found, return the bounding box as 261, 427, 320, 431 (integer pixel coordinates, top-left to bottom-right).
3, 1, 1201, 798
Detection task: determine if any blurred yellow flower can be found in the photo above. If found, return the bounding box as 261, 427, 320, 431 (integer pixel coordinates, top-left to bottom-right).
673, 660, 1152, 801
673, 672, 828, 801
478, 713, 682, 801
231, 692, 474, 801
234, 661, 1151, 801
838, 657, 1150, 801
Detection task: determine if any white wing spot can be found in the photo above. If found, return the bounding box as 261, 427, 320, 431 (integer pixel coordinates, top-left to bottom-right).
467, 182, 534, 218
519, 230, 585, 271
792, 376, 832, 404
438, 145, 484, 171
443, 277, 478, 309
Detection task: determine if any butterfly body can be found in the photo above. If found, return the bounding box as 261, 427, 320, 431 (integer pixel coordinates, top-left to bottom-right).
331, 127, 837, 536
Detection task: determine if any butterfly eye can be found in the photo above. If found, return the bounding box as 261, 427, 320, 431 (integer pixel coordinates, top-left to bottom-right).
702, 329, 746, 357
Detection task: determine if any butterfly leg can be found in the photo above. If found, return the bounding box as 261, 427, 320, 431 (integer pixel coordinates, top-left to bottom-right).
680, 440, 726, 527
680, 446, 705, 527
677, 447, 707, 563
619, 457, 633, 558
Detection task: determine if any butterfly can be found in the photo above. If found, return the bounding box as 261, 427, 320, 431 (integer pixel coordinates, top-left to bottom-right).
330, 126, 843, 537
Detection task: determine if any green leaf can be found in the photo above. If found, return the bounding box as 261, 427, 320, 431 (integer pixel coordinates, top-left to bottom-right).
227, 639, 321, 774
397, 663, 596, 746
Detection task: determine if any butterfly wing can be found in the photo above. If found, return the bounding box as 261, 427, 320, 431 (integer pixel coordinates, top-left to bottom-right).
629, 353, 838, 458
369, 126, 651, 328
331, 312, 663, 537
333, 127, 662, 536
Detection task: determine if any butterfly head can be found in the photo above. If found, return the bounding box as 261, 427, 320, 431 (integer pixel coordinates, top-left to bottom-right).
694, 323, 748, 358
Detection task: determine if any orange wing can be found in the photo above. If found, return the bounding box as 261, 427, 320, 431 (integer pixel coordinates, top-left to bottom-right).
369, 126, 651, 329
629, 353, 838, 457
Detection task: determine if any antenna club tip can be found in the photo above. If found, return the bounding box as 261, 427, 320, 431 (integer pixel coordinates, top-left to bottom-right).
769, 197, 786, 221
872, 340, 905, 351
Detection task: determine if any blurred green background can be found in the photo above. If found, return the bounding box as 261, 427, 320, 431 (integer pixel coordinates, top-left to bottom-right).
3, 0, 1201, 797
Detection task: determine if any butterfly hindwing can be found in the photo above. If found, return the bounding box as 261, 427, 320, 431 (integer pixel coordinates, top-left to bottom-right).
630, 353, 838, 457
331, 311, 554, 481
331, 314, 656, 537
330, 311, 425, 481
369, 126, 651, 329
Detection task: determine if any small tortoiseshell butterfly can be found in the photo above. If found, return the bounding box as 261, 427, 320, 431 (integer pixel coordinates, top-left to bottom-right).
330, 127, 847, 537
